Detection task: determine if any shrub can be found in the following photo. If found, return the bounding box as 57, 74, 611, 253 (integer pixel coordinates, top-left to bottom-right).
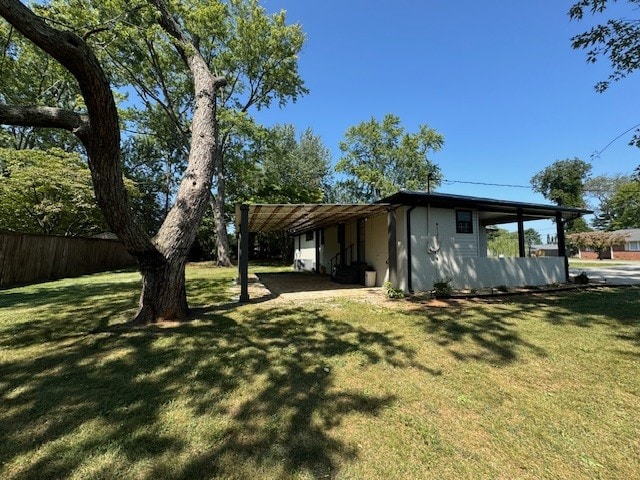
497, 285, 509, 293
383, 281, 404, 299
432, 278, 453, 298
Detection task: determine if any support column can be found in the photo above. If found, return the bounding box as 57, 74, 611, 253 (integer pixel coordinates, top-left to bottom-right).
388, 207, 397, 288
517, 208, 526, 257
556, 212, 569, 282
238, 204, 250, 302
315, 228, 321, 274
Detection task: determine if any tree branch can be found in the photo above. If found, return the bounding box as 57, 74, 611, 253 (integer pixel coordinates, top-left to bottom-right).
0, 104, 89, 134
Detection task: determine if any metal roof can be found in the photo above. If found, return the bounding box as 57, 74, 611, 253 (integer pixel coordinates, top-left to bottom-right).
379, 190, 593, 224
236, 190, 593, 234
236, 203, 391, 235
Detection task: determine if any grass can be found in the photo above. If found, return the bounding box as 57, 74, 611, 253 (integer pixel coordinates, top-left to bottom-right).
569, 259, 632, 268
1, 264, 639, 479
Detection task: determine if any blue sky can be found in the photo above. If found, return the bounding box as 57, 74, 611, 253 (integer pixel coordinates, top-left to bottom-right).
255, 1, 639, 233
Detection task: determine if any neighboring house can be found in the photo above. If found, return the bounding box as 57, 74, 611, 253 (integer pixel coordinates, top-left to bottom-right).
578, 228, 640, 260
531, 244, 559, 257
235, 190, 591, 300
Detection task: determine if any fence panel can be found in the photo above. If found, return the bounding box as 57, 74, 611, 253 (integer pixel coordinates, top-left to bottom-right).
0, 232, 136, 288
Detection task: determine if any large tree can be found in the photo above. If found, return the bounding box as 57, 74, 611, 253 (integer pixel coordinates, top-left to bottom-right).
40, 0, 307, 266
602, 179, 640, 229
531, 158, 592, 207
584, 173, 634, 229
0, 0, 226, 324
335, 113, 444, 203
531, 158, 592, 233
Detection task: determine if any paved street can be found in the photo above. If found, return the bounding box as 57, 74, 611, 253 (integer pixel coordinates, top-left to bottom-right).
569, 263, 640, 285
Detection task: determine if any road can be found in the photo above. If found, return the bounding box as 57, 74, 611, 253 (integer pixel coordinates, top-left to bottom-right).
569, 263, 640, 286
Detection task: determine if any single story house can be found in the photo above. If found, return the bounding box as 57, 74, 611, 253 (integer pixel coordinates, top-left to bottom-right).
531, 244, 559, 257
578, 228, 640, 260
235, 190, 591, 301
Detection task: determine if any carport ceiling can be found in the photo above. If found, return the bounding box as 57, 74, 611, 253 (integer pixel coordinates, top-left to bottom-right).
236, 203, 391, 235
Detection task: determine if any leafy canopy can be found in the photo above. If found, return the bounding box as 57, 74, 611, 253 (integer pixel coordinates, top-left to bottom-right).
530, 158, 592, 207
602, 180, 640, 229
569, 0, 640, 93
335, 113, 444, 203
0, 148, 113, 235
567, 230, 630, 258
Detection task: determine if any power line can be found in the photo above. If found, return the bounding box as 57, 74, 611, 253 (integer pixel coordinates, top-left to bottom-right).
591, 123, 640, 159
441, 178, 619, 194
442, 179, 530, 189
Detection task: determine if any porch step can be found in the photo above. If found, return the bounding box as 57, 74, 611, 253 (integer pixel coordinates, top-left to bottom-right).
331, 264, 363, 284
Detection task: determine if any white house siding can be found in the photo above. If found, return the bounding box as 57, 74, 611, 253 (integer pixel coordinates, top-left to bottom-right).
293, 232, 317, 272
364, 213, 389, 286
406, 206, 563, 291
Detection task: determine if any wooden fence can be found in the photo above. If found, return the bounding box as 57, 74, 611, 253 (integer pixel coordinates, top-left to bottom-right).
0, 232, 136, 288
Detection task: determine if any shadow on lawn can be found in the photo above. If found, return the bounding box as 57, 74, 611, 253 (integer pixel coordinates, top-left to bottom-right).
409, 286, 640, 364
0, 290, 412, 479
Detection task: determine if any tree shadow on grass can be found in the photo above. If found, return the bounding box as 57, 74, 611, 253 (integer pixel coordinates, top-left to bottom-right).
412, 302, 548, 365
408, 287, 640, 364
0, 298, 417, 479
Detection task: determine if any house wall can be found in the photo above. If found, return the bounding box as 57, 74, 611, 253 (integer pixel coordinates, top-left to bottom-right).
612, 251, 640, 260
293, 232, 317, 272
403, 205, 564, 291
364, 213, 389, 286
403, 205, 479, 291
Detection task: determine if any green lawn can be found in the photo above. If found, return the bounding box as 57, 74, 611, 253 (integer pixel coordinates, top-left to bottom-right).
1, 264, 639, 479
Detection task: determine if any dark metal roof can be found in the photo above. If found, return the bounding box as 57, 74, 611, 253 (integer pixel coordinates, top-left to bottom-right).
236, 191, 593, 234
236, 203, 391, 235
379, 190, 592, 223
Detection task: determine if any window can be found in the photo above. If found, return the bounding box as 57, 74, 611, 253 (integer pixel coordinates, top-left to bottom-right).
305, 231, 314, 242
629, 241, 640, 251
456, 210, 473, 234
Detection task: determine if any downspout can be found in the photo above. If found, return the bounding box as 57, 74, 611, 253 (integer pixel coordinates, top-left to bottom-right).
406, 206, 417, 293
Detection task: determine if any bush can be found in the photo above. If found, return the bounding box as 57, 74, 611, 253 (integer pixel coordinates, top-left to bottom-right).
574, 271, 590, 285
383, 281, 404, 299
432, 278, 453, 298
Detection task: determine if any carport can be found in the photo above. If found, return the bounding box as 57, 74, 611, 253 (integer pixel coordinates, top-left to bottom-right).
235, 203, 391, 302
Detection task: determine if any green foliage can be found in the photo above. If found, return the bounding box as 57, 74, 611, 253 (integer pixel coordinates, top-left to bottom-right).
569, 0, 640, 93
487, 228, 519, 257
383, 281, 404, 299
37, 0, 308, 239
0, 19, 82, 150
524, 228, 542, 246
602, 180, 640, 230
567, 231, 630, 259
530, 158, 592, 207
432, 278, 453, 298
569, 1, 640, 171
234, 124, 331, 204
0, 148, 108, 235
585, 174, 633, 230
335, 113, 444, 202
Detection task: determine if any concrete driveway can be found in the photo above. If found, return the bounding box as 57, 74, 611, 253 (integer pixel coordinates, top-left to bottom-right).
569, 262, 640, 285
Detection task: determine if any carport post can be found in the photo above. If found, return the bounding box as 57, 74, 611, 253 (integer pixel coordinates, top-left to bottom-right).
556, 212, 569, 282
388, 207, 398, 287
238, 204, 250, 302
517, 208, 526, 257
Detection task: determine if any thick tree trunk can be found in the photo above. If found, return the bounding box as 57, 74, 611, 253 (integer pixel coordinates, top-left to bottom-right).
133, 258, 188, 324
212, 187, 233, 266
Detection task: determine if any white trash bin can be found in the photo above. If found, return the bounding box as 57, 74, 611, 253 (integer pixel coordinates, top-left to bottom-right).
364, 270, 376, 287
